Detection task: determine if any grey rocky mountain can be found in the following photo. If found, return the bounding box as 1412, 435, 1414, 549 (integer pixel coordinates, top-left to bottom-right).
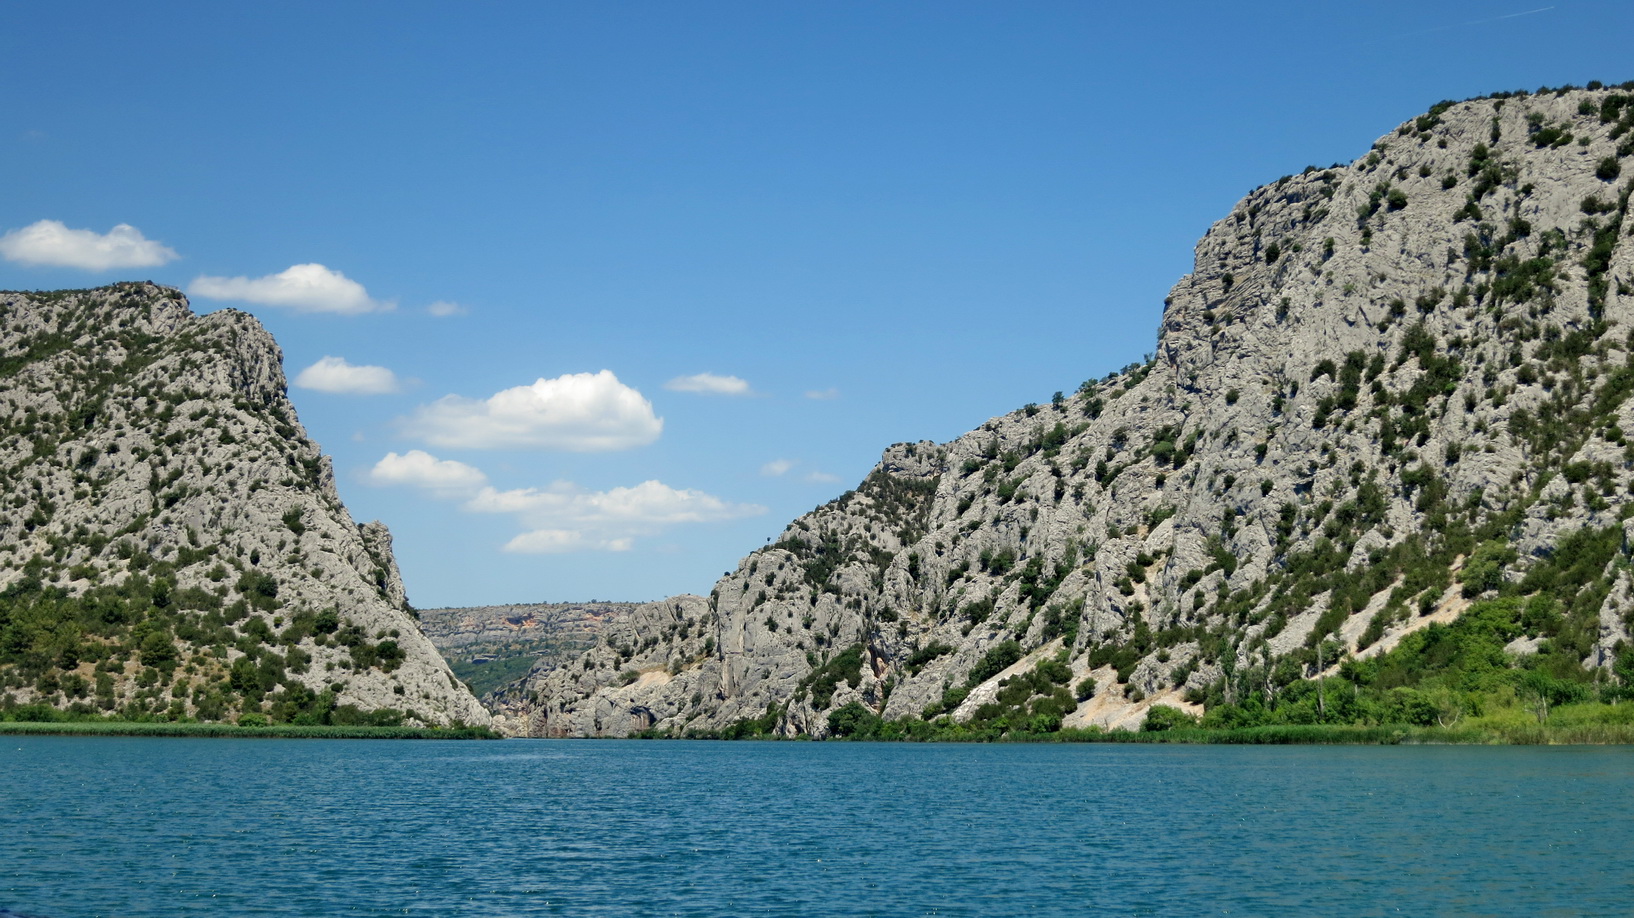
491, 85, 1634, 737
0, 284, 487, 727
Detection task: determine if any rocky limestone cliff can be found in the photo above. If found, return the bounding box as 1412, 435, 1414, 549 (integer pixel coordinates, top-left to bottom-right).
0, 284, 487, 727
494, 85, 1634, 738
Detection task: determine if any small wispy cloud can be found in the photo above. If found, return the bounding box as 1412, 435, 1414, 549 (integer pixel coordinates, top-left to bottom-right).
427, 300, 467, 317
1494, 6, 1554, 21
293, 356, 401, 395
503, 530, 633, 554
759, 458, 839, 483
665, 372, 751, 396
805, 388, 840, 400
189, 263, 391, 315
0, 220, 178, 271
1377, 5, 1554, 43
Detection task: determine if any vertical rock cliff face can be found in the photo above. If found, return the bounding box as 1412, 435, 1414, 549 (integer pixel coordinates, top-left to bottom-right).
0, 284, 488, 727
494, 87, 1634, 738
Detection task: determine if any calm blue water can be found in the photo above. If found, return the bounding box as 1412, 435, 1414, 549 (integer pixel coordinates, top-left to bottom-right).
2, 738, 1630, 917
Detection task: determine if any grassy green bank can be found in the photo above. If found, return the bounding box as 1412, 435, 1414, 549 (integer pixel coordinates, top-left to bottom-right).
662, 696, 1634, 745
1062, 719, 1634, 745
0, 718, 498, 739
666, 720, 1634, 745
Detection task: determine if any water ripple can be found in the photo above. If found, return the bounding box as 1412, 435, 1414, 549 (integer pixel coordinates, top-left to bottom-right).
2, 739, 1631, 916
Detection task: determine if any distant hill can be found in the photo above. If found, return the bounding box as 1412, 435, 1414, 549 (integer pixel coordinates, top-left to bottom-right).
418, 602, 635, 698
0, 284, 487, 727
490, 84, 1634, 738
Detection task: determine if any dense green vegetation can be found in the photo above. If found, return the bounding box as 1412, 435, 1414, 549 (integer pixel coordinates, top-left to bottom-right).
451, 653, 542, 699
1188, 524, 1632, 733
798, 642, 865, 708
1, 571, 414, 725
678, 708, 1634, 746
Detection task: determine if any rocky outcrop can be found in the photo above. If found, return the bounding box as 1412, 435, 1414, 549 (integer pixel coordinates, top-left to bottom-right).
497, 86, 1634, 737
0, 283, 487, 727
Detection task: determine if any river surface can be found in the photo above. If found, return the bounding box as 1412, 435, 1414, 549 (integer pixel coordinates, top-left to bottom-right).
2, 738, 1631, 916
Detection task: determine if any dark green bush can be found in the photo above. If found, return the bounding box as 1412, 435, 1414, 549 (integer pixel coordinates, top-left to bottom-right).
1142, 705, 1199, 732
967, 640, 1023, 687
804, 644, 865, 709
827, 701, 884, 738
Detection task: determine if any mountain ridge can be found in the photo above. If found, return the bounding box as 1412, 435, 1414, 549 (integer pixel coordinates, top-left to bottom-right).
417, 601, 635, 698
0, 284, 487, 727
491, 83, 1634, 737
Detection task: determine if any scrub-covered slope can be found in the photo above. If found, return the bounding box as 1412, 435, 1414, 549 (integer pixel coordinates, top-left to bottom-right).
0, 283, 488, 727
494, 85, 1634, 738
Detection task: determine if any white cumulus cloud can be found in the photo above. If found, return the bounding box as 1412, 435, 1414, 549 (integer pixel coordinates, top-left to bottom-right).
469, 479, 765, 553
665, 372, 751, 395
761, 459, 795, 477
365, 449, 760, 553
427, 300, 467, 317
466, 479, 763, 529
365, 450, 488, 497
403, 370, 662, 451
293, 356, 401, 395
0, 220, 178, 270
188, 263, 390, 315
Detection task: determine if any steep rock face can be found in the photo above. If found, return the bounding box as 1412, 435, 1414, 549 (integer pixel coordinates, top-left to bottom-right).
498, 87, 1634, 737
0, 284, 488, 727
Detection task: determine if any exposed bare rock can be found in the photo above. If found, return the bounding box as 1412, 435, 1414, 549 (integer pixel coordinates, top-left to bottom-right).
500, 87, 1634, 737
0, 283, 487, 727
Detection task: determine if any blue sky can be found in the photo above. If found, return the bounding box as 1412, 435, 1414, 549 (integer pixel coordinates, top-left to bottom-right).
3, 2, 1629, 607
